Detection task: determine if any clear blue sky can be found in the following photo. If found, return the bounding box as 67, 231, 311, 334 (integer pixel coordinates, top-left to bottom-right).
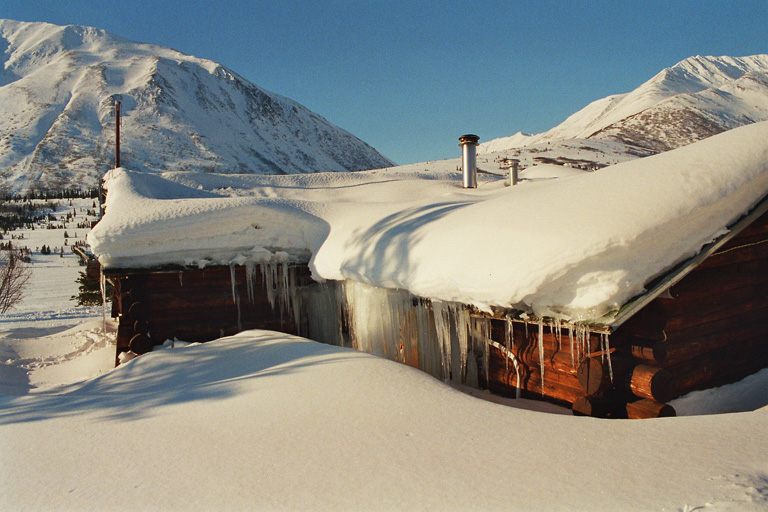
3, 0, 767, 165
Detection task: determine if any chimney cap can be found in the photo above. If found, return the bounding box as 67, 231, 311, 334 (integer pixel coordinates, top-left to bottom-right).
499, 157, 520, 167
458, 134, 480, 145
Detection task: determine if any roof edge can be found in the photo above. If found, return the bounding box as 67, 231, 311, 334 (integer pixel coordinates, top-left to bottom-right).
610, 191, 768, 330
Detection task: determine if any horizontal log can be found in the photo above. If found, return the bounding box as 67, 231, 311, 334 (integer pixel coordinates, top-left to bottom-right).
664, 334, 768, 398
626, 399, 676, 419
516, 344, 580, 373
488, 358, 586, 404
133, 295, 285, 320
140, 306, 291, 332
488, 319, 602, 353
489, 345, 580, 381
629, 364, 675, 403
659, 281, 768, 321
129, 283, 287, 306
146, 317, 294, 343
668, 256, 768, 298
664, 291, 768, 334
663, 300, 768, 344
110, 264, 314, 283
662, 316, 768, 366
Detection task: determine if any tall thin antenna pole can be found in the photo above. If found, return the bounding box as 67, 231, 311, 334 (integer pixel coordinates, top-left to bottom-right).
115, 100, 121, 169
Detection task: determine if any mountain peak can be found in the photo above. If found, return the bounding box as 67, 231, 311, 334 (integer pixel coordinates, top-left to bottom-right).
481, 53, 768, 158
0, 19, 393, 194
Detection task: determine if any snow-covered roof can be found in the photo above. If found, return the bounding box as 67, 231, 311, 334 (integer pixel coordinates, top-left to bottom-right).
88, 121, 768, 323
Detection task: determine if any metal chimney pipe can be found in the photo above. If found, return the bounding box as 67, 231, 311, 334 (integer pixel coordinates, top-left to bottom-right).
501, 158, 520, 186
459, 134, 479, 188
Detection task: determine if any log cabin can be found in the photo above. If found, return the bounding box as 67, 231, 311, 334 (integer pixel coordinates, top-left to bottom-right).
89, 122, 768, 419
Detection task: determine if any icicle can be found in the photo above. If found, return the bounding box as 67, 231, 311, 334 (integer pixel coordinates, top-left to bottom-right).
603, 332, 613, 382
291, 271, 302, 333
236, 293, 242, 333
99, 270, 107, 333
455, 305, 470, 384
537, 319, 545, 384
178, 272, 183, 286
432, 301, 453, 382
600, 331, 606, 362
505, 318, 514, 374
229, 264, 237, 305
259, 262, 275, 310
568, 325, 576, 366
279, 262, 291, 321
488, 340, 522, 399
245, 261, 256, 304
482, 320, 490, 388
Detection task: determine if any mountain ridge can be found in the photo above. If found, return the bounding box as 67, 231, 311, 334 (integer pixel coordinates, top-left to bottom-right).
480, 54, 768, 157
0, 19, 393, 194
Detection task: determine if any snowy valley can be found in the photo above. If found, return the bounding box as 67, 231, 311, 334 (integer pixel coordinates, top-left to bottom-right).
2, 17, 768, 511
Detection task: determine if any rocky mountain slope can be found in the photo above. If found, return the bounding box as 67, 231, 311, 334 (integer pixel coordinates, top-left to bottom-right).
480, 54, 768, 159
0, 19, 393, 195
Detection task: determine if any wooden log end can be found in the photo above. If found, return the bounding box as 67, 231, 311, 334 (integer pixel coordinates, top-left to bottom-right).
626, 399, 676, 419
129, 333, 153, 355
572, 395, 627, 418
629, 364, 675, 403
127, 301, 149, 321
577, 357, 607, 395
630, 340, 667, 363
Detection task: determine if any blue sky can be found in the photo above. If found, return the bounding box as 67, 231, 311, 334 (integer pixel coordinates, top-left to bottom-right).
3, 0, 767, 165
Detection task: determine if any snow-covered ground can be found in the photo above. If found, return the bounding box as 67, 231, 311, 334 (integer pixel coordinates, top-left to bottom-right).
0, 198, 112, 393
1, 197, 768, 510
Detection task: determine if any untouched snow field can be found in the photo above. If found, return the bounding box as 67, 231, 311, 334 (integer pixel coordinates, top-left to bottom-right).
1, 196, 768, 511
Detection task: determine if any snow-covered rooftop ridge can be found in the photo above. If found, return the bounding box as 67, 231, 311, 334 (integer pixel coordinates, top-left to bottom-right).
89, 121, 768, 323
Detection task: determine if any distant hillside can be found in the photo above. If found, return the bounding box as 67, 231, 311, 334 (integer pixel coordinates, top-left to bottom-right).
480, 54, 768, 160
0, 19, 393, 194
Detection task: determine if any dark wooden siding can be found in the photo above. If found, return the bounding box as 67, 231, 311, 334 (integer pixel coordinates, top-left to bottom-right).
108, 265, 312, 362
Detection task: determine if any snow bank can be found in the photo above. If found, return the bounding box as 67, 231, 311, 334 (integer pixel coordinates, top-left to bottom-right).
2, 330, 768, 511
89, 121, 768, 322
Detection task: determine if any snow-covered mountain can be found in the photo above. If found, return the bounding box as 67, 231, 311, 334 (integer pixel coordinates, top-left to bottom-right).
0, 19, 393, 194
481, 54, 768, 159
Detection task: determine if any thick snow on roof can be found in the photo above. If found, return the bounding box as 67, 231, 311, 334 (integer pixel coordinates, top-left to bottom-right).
89, 121, 768, 322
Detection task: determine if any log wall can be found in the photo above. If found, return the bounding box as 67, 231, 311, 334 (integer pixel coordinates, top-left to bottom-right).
107, 265, 312, 363
477, 210, 768, 418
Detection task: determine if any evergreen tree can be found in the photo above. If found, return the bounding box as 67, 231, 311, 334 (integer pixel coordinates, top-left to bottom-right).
71, 270, 113, 306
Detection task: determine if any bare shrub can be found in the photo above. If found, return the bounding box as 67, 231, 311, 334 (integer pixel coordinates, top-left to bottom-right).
0, 249, 31, 313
